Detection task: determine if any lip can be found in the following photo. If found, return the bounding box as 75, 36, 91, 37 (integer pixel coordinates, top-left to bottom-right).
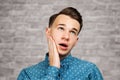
58, 43, 68, 50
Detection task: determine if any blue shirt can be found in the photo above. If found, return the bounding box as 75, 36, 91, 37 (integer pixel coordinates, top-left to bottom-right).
17, 54, 103, 80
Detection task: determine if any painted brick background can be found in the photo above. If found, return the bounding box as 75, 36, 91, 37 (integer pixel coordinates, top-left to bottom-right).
0, 0, 120, 80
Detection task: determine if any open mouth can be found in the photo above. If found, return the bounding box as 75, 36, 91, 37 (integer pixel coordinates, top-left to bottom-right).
59, 43, 68, 47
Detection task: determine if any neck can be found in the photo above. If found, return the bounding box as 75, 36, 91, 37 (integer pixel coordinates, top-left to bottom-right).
59, 53, 69, 60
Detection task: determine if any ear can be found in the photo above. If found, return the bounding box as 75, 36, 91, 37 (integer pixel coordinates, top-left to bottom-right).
74, 37, 79, 46
45, 27, 51, 37
77, 36, 79, 40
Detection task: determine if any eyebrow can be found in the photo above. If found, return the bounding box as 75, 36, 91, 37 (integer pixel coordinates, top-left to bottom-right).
58, 24, 78, 32
72, 28, 78, 33
58, 24, 66, 26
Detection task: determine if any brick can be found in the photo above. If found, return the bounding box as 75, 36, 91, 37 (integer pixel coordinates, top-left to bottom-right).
0, 0, 120, 80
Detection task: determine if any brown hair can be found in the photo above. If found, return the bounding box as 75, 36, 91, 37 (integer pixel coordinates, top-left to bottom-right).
49, 7, 83, 34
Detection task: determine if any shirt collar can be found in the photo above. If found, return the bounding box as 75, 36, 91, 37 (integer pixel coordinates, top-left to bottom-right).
60, 54, 73, 66
45, 53, 73, 67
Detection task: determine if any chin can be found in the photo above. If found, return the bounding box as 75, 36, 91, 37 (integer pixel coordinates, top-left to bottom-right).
58, 51, 70, 58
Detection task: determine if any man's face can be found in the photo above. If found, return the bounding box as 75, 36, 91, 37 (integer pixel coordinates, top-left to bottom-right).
46, 14, 80, 57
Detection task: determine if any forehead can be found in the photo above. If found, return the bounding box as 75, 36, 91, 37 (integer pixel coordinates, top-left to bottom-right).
52, 14, 80, 30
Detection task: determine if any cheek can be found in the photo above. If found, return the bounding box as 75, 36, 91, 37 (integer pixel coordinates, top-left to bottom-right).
70, 38, 78, 47
51, 31, 61, 41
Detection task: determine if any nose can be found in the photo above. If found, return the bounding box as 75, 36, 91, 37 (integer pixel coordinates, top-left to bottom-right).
62, 31, 70, 41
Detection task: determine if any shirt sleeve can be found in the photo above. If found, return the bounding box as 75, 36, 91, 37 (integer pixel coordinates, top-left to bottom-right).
17, 69, 31, 80
89, 64, 104, 80
17, 66, 59, 80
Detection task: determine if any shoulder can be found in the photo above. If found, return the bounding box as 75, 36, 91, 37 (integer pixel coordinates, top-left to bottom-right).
70, 57, 102, 75
71, 56, 98, 69
17, 60, 48, 79
70, 57, 103, 79
27, 60, 47, 71
20, 60, 47, 74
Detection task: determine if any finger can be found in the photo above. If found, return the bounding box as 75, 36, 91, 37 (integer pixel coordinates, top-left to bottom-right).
48, 37, 54, 56
50, 36, 58, 54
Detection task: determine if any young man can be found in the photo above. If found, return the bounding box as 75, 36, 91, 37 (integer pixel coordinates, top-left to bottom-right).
17, 7, 103, 80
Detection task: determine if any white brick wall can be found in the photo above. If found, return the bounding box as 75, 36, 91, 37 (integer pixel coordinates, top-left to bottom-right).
0, 0, 120, 80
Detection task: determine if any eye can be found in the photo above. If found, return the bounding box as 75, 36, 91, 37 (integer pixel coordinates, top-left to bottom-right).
70, 31, 77, 35
58, 27, 64, 31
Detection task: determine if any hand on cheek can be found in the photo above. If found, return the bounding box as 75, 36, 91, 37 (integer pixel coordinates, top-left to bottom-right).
47, 35, 60, 68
